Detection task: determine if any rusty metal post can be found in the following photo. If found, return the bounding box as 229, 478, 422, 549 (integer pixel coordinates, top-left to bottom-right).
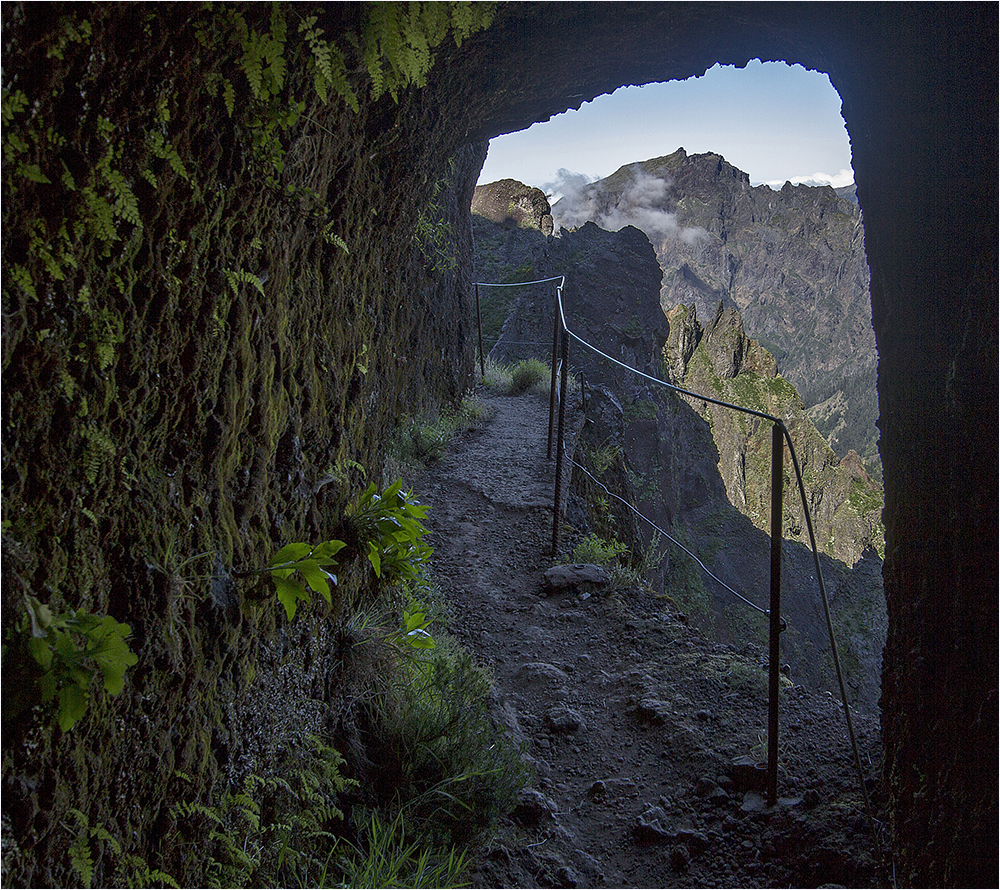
552, 330, 569, 555
475, 283, 485, 382
547, 304, 560, 459
767, 422, 784, 806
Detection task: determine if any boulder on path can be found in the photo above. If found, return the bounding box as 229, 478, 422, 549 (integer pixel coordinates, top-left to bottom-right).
543, 563, 609, 595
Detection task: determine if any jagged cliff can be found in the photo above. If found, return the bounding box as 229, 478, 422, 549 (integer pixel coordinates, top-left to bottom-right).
551, 149, 878, 477
665, 300, 884, 566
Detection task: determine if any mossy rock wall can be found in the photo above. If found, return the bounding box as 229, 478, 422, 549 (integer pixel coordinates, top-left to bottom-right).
2, 5, 483, 884
3, 4, 997, 887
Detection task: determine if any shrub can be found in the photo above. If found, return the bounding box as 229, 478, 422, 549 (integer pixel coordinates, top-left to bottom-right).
390, 396, 491, 467
508, 358, 549, 395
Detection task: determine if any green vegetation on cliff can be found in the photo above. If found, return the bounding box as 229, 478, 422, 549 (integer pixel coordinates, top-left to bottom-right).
2, 4, 512, 886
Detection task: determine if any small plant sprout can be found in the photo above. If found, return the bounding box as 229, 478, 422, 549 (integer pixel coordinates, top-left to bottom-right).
24, 595, 139, 731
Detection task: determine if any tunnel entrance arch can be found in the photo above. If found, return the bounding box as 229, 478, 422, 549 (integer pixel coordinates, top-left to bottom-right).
435, 5, 996, 885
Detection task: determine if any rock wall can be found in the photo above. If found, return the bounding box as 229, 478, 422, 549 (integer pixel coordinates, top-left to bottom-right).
2, 3, 996, 887
1, 6, 486, 885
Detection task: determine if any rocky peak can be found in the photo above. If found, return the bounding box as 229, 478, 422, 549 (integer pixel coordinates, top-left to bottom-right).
472, 178, 554, 235
550, 148, 878, 476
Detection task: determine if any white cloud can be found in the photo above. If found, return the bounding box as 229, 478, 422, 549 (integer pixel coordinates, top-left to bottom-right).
547, 168, 708, 244
760, 167, 855, 189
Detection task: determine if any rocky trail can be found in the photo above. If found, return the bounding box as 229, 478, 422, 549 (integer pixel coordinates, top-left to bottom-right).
410, 390, 888, 889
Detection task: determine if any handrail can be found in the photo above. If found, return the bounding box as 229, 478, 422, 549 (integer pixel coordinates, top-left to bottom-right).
548, 274, 875, 836
569, 453, 772, 619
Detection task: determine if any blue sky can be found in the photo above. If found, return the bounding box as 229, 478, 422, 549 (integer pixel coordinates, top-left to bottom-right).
478, 61, 854, 194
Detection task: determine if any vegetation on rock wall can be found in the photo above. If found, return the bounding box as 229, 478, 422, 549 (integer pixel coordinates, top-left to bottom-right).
669, 302, 885, 566
1, 3, 502, 886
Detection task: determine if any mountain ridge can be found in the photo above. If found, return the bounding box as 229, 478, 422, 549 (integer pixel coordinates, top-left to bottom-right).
549, 148, 879, 477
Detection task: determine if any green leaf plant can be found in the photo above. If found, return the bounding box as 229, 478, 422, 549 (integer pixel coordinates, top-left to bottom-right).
398, 607, 435, 651
346, 479, 432, 584
23, 595, 138, 731
265, 539, 347, 621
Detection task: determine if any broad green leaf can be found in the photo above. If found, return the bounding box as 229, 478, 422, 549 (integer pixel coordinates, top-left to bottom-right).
297, 560, 331, 602
29, 636, 53, 670
25, 595, 54, 636
404, 611, 427, 632
312, 539, 347, 561
54, 632, 79, 662
405, 629, 435, 649
273, 576, 308, 620
57, 684, 89, 731
269, 542, 312, 567
367, 541, 382, 577
91, 632, 138, 694
39, 672, 58, 702
69, 666, 91, 689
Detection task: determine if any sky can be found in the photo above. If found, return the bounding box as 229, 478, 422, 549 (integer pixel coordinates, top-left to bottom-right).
477, 60, 854, 196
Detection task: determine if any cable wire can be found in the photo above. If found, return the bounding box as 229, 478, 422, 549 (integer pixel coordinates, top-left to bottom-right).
568, 451, 771, 618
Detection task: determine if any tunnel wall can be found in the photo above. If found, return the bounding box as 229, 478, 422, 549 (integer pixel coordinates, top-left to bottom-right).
2, 3, 996, 886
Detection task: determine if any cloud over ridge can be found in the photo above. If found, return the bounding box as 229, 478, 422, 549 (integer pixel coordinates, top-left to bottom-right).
546, 168, 708, 244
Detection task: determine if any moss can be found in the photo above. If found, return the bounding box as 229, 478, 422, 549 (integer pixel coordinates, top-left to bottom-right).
1, 5, 492, 885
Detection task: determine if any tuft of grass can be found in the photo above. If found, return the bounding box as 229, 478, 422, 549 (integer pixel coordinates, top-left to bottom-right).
481, 357, 513, 392
335, 811, 468, 889
389, 396, 491, 469
508, 358, 549, 395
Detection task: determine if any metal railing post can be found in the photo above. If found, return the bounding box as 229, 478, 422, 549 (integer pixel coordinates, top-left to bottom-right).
552, 329, 569, 556
475, 283, 485, 382
767, 421, 784, 806
547, 303, 560, 459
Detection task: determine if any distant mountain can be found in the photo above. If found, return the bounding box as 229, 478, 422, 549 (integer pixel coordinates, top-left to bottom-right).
551, 149, 879, 478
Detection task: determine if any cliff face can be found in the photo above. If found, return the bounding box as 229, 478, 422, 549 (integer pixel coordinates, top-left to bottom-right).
669, 301, 884, 567
552, 149, 878, 476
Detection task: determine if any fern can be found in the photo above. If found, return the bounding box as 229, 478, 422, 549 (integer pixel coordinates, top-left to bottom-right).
147, 130, 189, 181
361, 2, 496, 102
8, 264, 37, 300
80, 425, 117, 484
68, 833, 95, 889
298, 14, 357, 109
224, 268, 265, 296
322, 221, 349, 253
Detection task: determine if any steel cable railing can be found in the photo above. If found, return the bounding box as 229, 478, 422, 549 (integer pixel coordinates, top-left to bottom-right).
541, 274, 875, 839
569, 453, 773, 619
474, 278, 566, 379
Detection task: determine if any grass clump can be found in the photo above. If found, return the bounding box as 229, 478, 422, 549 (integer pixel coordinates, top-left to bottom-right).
325, 573, 527, 888
371, 633, 529, 849
336, 811, 467, 888
390, 395, 490, 468
570, 532, 659, 592
482, 357, 553, 395
508, 358, 549, 395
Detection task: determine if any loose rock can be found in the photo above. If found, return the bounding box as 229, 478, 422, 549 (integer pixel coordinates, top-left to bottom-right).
543, 563, 610, 594
545, 705, 585, 733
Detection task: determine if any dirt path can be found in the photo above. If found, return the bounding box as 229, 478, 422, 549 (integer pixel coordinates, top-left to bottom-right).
410, 390, 886, 888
